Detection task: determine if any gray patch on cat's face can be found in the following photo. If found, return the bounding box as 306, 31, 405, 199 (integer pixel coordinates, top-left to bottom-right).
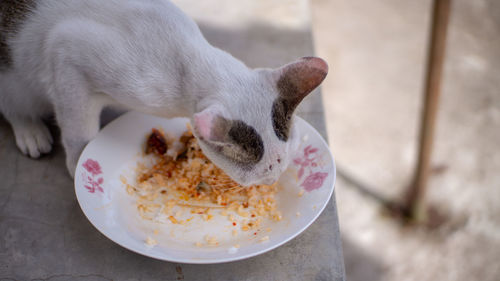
227, 120, 264, 165
0, 0, 36, 69
271, 97, 294, 141
205, 116, 264, 167
271, 74, 301, 142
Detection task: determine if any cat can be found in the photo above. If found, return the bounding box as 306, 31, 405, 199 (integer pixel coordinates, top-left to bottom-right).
0, 0, 328, 186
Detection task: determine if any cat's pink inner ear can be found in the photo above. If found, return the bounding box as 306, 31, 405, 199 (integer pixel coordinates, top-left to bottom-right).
277, 57, 328, 101
193, 109, 229, 142
193, 110, 214, 140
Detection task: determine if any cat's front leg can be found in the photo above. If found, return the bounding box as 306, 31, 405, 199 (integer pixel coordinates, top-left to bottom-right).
55, 97, 102, 178
0, 72, 54, 158
52, 68, 103, 178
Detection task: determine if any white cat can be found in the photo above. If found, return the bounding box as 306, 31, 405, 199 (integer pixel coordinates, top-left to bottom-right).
0, 0, 327, 186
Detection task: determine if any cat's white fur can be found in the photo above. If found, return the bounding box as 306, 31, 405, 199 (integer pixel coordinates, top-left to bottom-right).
0, 0, 326, 186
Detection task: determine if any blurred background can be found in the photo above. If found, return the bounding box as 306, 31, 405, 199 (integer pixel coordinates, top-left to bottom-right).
311, 0, 500, 280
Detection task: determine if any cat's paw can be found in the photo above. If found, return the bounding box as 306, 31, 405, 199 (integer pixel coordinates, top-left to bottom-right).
12, 119, 53, 158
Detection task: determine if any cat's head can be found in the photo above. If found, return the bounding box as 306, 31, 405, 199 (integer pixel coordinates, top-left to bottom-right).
192, 57, 328, 186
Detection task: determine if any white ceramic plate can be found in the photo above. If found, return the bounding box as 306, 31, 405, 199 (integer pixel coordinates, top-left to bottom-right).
75, 111, 336, 264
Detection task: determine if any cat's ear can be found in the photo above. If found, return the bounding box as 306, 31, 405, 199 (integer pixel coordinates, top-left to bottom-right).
193, 107, 230, 143
274, 57, 328, 104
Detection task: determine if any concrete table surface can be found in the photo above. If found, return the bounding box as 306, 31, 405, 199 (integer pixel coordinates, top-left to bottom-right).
0, 1, 345, 280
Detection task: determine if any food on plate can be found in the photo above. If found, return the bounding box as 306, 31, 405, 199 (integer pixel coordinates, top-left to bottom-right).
124, 126, 283, 245
145, 128, 168, 155
145, 236, 157, 247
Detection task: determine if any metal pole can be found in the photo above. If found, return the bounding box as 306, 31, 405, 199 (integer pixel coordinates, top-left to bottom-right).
405, 0, 451, 222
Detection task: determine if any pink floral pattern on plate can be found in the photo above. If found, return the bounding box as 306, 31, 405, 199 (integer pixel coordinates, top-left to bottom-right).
82, 158, 104, 193
293, 145, 328, 192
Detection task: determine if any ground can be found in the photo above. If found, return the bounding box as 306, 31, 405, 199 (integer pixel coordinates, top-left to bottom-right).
311, 0, 500, 280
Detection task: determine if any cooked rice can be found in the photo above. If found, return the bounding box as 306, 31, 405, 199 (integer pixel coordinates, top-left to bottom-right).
145, 236, 157, 246
125, 126, 282, 245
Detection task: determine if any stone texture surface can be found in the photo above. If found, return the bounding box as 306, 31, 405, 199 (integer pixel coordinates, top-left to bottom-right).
0, 1, 344, 280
